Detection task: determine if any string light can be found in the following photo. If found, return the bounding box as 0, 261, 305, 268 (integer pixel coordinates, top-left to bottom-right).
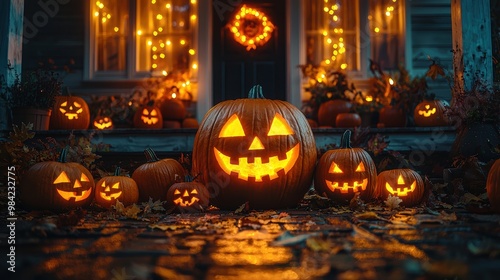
322, 1, 347, 69
227, 5, 275, 51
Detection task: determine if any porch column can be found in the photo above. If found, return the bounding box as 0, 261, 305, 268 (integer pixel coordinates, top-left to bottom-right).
0, 0, 24, 84
450, 0, 493, 100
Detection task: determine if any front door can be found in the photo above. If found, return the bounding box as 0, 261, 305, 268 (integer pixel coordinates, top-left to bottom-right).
212, 0, 287, 104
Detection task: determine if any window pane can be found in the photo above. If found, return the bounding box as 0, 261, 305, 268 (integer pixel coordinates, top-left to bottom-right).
304, 0, 359, 71
369, 0, 404, 70
136, 0, 195, 74
93, 0, 129, 71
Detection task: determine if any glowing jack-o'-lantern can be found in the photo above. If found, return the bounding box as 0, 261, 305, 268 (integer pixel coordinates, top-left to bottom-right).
314, 130, 377, 204
192, 85, 317, 210
166, 176, 209, 212
133, 102, 163, 129
376, 169, 424, 207
93, 116, 113, 130
19, 147, 95, 210
486, 159, 500, 212
50, 96, 91, 130
94, 167, 139, 208
414, 99, 448, 127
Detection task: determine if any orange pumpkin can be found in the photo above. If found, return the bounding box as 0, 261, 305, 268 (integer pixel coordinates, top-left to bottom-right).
335, 113, 362, 128
133, 102, 163, 129
160, 98, 186, 121
314, 130, 377, 204
94, 167, 139, 208
414, 99, 448, 127
93, 116, 114, 130
317, 99, 353, 127
50, 95, 91, 130
378, 106, 407, 127
166, 176, 210, 212
20, 147, 94, 210
376, 169, 424, 207
487, 159, 500, 212
131, 148, 185, 202
192, 85, 317, 210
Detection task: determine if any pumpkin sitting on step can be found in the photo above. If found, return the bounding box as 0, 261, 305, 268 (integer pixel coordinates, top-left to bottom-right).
192, 85, 317, 210
132, 148, 185, 202
133, 101, 163, 129
414, 97, 448, 127
50, 95, 91, 130
166, 175, 209, 212
20, 147, 95, 210
94, 167, 139, 208
314, 130, 377, 204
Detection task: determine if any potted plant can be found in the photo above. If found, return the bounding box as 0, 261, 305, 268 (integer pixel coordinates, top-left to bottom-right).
1, 64, 62, 130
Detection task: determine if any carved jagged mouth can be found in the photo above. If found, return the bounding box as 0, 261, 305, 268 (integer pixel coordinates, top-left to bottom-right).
100, 191, 122, 201
57, 188, 92, 201
173, 197, 199, 207
418, 108, 436, 117
385, 181, 416, 196
325, 179, 368, 193
213, 144, 300, 182
65, 113, 80, 120
141, 117, 158, 125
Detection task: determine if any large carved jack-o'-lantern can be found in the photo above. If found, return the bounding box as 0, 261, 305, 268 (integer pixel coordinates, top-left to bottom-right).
376, 169, 424, 207
314, 130, 377, 204
50, 95, 91, 130
20, 147, 95, 210
192, 85, 317, 210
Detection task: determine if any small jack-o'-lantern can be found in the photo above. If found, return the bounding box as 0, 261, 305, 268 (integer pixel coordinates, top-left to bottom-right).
94, 167, 139, 208
131, 148, 185, 202
93, 116, 113, 130
486, 159, 500, 212
314, 130, 377, 204
192, 85, 317, 210
20, 147, 95, 210
376, 169, 424, 207
166, 176, 209, 212
50, 96, 91, 130
133, 102, 163, 129
414, 99, 448, 127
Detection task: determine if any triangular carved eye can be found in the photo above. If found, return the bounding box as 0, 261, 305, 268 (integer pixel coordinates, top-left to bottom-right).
80, 173, 90, 182
142, 109, 149, 115
328, 162, 343, 173
191, 189, 198, 195
219, 114, 246, 137
54, 171, 70, 184
112, 182, 120, 189
267, 113, 294, 136
150, 110, 157, 116
355, 162, 365, 172
174, 189, 181, 195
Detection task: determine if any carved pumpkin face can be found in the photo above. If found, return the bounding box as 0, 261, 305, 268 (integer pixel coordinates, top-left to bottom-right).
19, 148, 95, 210
50, 96, 91, 130
414, 100, 448, 127
53, 170, 93, 202
192, 85, 317, 210
94, 168, 139, 208
166, 180, 209, 212
376, 169, 424, 207
133, 104, 163, 129
314, 130, 377, 204
93, 116, 113, 130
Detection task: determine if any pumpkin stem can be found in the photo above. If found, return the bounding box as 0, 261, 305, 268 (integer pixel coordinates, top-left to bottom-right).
340, 130, 352, 149
114, 166, 122, 176
144, 148, 160, 162
248, 85, 265, 99
58, 146, 69, 163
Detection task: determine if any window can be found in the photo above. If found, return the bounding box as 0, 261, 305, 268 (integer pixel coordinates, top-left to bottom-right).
304, 0, 405, 75
90, 0, 198, 79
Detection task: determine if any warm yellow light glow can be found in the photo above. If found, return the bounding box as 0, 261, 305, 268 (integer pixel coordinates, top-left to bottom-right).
389, 78, 394, 85
152, 64, 158, 69
329, 163, 343, 174
53, 171, 70, 184
326, 179, 368, 194
114, 27, 119, 32
192, 63, 198, 69
340, 63, 347, 69
191, 15, 197, 20
365, 95, 373, 102
386, 11, 391, 16
355, 162, 366, 172
137, 30, 143, 36
214, 144, 300, 182
267, 114, 294, 136
166, 40, 171, 45
156, 14, 163, 20
166, 3, 171, 8
94, 12, 99, 17
191, 0, 196, 4
153, 31, 158, 36
374, 27, 380, 33
385, 179, 416, 197
249, 137, 265, 150
162, 70, 168, 76
180, 39, 186, 45
219, 114, 245, 137
189, 49, 195, 55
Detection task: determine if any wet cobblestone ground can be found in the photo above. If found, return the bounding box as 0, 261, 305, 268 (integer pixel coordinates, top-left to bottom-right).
2, 203, 500, 280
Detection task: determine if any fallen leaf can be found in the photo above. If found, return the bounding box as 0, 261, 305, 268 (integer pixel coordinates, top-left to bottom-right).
271, 231, 319, 246
351, 225, 380, 242
354, 211, 389, 222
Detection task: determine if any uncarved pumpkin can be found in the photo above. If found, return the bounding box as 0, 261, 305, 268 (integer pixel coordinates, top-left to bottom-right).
317, 99, 353, 127
94, 167, 139, 208
376, 169, 424, 207
192, 85, 317, 210
487, 159, 500, 212
20, 147, 95, 210
414, 99, 448, 127
160, 98, 186, 121
50, 95, 91, 130
378, 106, 406, 127
314, 130, 377, 204
335, 113, 362, 128
131, 148, 185, 202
